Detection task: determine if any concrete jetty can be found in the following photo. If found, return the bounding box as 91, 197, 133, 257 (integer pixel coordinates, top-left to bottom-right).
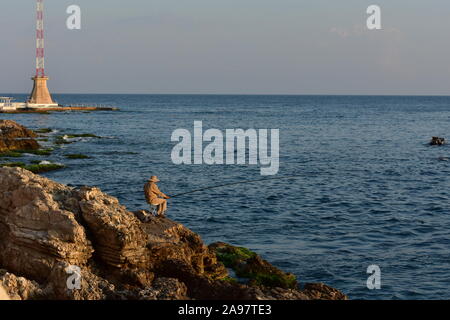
0, 98, 118, 113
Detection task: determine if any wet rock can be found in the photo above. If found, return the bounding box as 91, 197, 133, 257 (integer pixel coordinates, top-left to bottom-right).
0, 120, 40, 152
209, 242, 297, 289
430, 137, 446, 146
209, 242, 348, 300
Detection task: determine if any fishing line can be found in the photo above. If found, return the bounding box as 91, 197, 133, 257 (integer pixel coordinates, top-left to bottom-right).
170, 174, 303, 198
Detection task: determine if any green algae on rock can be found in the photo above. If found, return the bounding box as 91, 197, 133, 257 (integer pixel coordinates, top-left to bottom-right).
209, 242, 298, 289
0, 161, 65, 173
0, 148, 54, 158
25, 163, 65, 173
34, 128, 53, 134
0, 162, 26, 168
54, 133, 100, 145
0, 151, 23, 158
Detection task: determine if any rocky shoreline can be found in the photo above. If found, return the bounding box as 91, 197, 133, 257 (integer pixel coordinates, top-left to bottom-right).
0, 120, 347, 300
0, 167, 346, 300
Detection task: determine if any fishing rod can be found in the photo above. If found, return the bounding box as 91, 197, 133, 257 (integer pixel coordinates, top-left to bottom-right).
170, 174, 303, 198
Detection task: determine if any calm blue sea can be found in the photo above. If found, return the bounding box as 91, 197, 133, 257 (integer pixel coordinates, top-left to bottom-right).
1, 94, 449, 300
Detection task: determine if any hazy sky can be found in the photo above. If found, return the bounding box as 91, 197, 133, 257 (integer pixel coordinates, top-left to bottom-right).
1, 0, 450, 94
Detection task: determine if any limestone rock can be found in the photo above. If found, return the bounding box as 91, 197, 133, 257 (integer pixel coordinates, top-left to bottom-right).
0, 167, 94, 283
0, 167, 347, 300
45, 262, 115, 300
0, 167, 230, 299
0, 120, 39, 152
0, 284, 10, 300
141, 214, 227, 280
303, 283, 348, 300
78, 187, 153, 287
137, 278, 188, 300
0, 270, 45, 300
246, 286, 311, 300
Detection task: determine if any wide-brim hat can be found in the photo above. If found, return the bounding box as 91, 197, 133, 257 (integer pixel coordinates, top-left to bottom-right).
149, 176, 160, 182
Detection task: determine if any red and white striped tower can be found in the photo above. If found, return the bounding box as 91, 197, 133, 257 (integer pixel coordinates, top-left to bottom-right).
36, 0, 45, 77
29, 0, 56, 106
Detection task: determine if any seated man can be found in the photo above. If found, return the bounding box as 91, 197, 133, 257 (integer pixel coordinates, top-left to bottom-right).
144, 176, 170, 216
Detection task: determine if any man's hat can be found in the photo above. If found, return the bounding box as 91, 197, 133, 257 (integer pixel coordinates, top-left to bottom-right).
149, 176, 160, 182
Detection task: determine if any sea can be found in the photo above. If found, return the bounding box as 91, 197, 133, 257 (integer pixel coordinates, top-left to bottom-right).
1, 94, 449, 300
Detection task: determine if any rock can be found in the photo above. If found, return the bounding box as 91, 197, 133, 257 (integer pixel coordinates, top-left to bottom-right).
209, 242, 348, 300
155, 258, 255, 300
0, 167, 347, 300
430, 137, 446, 146
78, 187, 153, 287
0, 168, 94, 283
246, 286, 311, 300
137, 278, 188, 300
0, 284, 10, 300
134, 209, 153, 223
45, 262, 116, 300
0, 120, 37, 139
142, 214, 227, 280
0, 120, 40, 152
0, 270, 45, 300
209, 242, 297, 289
303, 283, 348, 300
0, 167, 230, 299
155, 258, 341, 300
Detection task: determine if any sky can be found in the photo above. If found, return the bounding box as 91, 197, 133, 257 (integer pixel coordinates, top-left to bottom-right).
1, 0, 450, 95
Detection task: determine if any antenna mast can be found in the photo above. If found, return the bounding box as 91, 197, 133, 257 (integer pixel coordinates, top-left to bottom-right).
36, 0, 45, 77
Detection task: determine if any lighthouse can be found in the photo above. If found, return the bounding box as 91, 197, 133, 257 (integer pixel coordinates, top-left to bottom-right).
28, 0, 58, 107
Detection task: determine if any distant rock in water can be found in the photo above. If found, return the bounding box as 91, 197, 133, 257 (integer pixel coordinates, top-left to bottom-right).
0, 167, 347, 300
0, 120, 40, 152
430, 137, 446, 146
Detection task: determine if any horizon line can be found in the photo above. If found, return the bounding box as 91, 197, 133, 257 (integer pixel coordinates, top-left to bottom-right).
2, 92, 450, 97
